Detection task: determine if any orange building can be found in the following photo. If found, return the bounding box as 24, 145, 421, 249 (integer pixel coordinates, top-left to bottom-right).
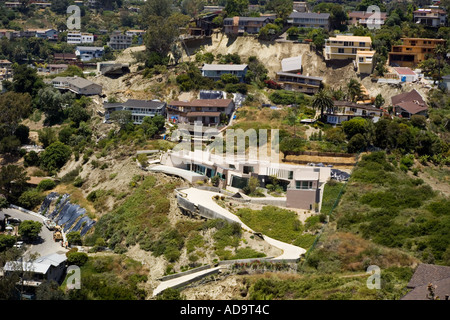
388, 38, 446, 68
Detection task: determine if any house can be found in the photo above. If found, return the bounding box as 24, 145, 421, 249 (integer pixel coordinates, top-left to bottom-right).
53, 53, 78, 64
163, 149, 331, 211
125, 29, 145, 44
48, 64, 68, 75
288, 12, 331, 31
4, 2, 20, 9
223, 16, 273, 35
104, 99, 166, 124
391, 89, 428, 119
413, 8, 447, 27
0, 59, 13, 81
324, 35, 373, 61
201, 64, 248, 82
276, 72, 323, 94
67, 31, 95, 44
75, 46, 104, 61
28, 28, 58, 40
388, 38, 446, 68
0, 29, 16, 40
393, 67, 419, 82
52, 76, 102, 96
203, 6, 225, 13
401, 264, 450, 300
293, 2, 308, 13
3, 253, 67, 297
355, 50, 375, 74
107, 31, 132, 50
167, 99, 235, 126
325, 101, 384, 125
187, 14, 217, 37
348, 11, 387, 28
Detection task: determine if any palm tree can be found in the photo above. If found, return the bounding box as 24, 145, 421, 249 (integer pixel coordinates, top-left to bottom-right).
312, 89, 334, 121
347, 78, 362, 102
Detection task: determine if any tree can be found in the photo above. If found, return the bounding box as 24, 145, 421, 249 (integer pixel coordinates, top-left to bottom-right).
36, 280, 67, 300
11, 64, 44, 97
347, 78, 363, 102
280, 136, 306, 158
37, 87, 75, 122
324, 127, 346, 145
67, 105, 90, 126
374, 93, 385, 109
0, 234, 17, 252
312, 89, 334, 120
347, 133, 367, 153
141, 0, 173, 22
265, 0, 293, 20
342, 117, 369, 140
0, 165, 29, 202
18, 220, 42, 241
0, 136, 21, 155
246, 176, 260, 196
14, 124, 29, 145
38, 127, 57, 148
39, 141, 72, 173
18, 189, 45, 210
50, 0, 70, 14
66, 232, 82, 246
225, 0, 249, 16
110, 110, 132, 130
0, 92, 32, 137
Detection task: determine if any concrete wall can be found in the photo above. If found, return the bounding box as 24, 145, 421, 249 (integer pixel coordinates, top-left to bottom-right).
286, 188, 319, 210
158, 265, 212, 281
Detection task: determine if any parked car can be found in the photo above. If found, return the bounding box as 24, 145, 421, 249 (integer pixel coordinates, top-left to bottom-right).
8, 218, 21, 224
13, 241, 24, 249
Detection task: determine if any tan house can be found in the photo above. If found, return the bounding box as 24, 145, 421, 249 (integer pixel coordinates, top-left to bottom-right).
388, 38, 446, 68
324, 35, 373, 61
355, 50, 375, 74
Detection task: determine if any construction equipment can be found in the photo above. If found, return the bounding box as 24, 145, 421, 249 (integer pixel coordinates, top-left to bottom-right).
53, 226, 63, 242
44, 219, 56, 230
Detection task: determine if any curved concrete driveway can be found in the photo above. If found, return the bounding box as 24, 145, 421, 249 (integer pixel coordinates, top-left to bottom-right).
181, 188, 306, 260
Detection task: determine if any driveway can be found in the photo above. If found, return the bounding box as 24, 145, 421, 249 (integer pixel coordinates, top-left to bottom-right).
2, 208, 67, 258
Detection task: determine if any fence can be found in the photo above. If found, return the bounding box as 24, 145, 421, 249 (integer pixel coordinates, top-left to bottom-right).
298, 152, 360, 270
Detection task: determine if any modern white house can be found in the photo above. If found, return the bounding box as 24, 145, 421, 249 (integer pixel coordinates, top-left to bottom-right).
103, 99, 167, 124
201, 64, 248, 82
67, 31, 95, 44
75, 46, 104, 61
324, 101, 384, 125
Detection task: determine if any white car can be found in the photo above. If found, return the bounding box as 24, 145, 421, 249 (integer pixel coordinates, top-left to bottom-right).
13, 241, 24, 249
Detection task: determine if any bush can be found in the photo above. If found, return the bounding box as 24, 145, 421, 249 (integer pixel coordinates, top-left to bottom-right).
37, 179, 56, 191
66, 251, 88, 266
18, 189, 45, 210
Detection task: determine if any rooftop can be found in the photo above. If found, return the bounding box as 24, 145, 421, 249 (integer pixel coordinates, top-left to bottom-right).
289, 12, 331, 19
393, 67, 417, 76
169, 99, 234, 108
104, 99, 165, 109
328, 35, 372, 43
202, 64, 248, 71
391, 89, 426, 106
281, 56, 302, 72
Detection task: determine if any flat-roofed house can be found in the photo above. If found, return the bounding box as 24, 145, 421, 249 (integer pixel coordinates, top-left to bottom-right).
167, 99, 235, 126
276, 72, 323, 94
356, 50, 375, 74
52, 76, 102, 96
393, 67, 419, 82
391, 89, 428, 119
324, 35, 372, 61
75, 46, 104, 62
104, 99, 166, 124
201, 64, 248, 82
324, 101, 384, 125
288, 12, 330, 31
388, 38, 446, 68
67, 31, 95, 44
281, 56, 302, 73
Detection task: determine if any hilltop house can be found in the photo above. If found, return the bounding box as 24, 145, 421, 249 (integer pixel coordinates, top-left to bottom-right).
413, 8, 447, 27
325, 101, 384, 125
75, 46, 104, 62
3, 253, 67, 298
388, 38, 446, 68
201, 64, 248, 82
107, 31, 132, 50
167, 99, 235, 126
391, 89, 428, 119
163, 149, 331, 211
348, 11, 387, 28
275, 55, 323, 94
67, 31, 95, 44
324, 35, 373, 61
104, 99, 166, 125
288, 12, 331, 31
0, 59, 13, 81
223, 16, 273, 35
52, 76, 102, 96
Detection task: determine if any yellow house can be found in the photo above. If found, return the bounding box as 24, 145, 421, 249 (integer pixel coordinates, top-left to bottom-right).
356, 50, 375, 74
388, 38, 446, 68
324, 35, 372, 61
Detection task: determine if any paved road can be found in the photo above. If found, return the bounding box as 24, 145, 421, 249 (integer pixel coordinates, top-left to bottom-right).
2, 208, 67, 258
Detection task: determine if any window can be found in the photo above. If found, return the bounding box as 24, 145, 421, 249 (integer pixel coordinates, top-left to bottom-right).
338, 48, 344, 53
288, 171, 293, 180
295, 181, 313, 189
243, 166, 254, 174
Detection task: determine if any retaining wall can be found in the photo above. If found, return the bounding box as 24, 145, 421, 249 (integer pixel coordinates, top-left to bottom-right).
158, 265, 212, 282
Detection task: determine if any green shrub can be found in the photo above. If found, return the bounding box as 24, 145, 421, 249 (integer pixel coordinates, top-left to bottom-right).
37, 179, 56, 191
